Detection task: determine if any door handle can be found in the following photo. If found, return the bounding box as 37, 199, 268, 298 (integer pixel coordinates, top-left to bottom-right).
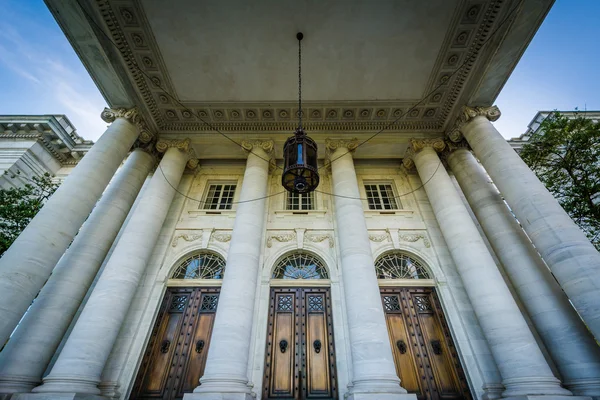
313, 339, 322, 354
396, 339, 407, 354
431, 340, 442, 355
160, 340, 170, 354
196, 339, 205, 354
279, 339, 288, 353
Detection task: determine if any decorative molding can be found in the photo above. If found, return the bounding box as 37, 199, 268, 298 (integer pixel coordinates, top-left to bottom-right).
398, 232, 431, 248
101, 107, 155, 143
402, 138, 446, 169
94, 1, 507, 134
447, 105, 501, 142
325, 138, 359, 156
369, 230, 391, 243
267, 232, 297, 248
241, 139, 274, 155
171, 232, 203, 247
155, 137, 198, 169
305, 232, 334, 248
210, 231, 232, 243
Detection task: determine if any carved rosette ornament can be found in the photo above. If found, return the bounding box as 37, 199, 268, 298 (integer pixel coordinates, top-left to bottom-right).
402, 138, 446, 170
325, 138, 359, 157
100, 107, 155, 143
155, 138, 199, 169
447, 105, 501, 142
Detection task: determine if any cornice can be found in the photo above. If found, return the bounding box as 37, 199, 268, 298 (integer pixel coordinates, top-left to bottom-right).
94, 0, 507, 134
402, 138, 446, 170
155, 137, 198, 169
447, 105, 501, 142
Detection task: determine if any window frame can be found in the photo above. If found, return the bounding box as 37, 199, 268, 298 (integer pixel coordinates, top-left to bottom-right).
201, 181, 237, 210
363, 181, 401, 210
285, 190, 315, 211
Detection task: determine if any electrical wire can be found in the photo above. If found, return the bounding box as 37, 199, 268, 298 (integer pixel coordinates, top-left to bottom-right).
76, 0, 521, 204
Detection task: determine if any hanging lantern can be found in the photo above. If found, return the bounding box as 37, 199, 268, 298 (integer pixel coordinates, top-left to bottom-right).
282, 32, 320, 193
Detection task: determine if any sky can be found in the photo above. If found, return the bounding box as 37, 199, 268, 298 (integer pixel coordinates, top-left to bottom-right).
0, 0, 598, 142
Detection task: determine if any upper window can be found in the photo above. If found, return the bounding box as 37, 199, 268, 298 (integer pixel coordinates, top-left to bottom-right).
273, 252, 329, 279
171, 252, 226, 279
202, 183, 236, 210
364, 182, 399, 210
286, 191, 315, 210
375, 252, 430, 280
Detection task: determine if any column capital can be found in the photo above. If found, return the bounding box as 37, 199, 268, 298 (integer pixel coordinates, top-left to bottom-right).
325, 138, 359, 157
241, 139, 274, 155
101, 107, 155, 143
156, 138, 198, 169
447, 105, 501, 142
402, 138, 446, 170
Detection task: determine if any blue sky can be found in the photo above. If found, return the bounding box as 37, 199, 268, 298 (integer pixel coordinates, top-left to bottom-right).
0, 0, 598, 141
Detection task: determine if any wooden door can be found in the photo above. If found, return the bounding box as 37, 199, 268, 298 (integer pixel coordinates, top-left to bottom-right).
381, 287, 471, 400
263, 287, 338, 400
130, 287, 220, 400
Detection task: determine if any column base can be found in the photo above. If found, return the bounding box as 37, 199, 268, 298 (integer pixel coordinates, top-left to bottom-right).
11, 394, 107, 400
345, 394, 418, 400
0, 375, 40, 394
565, 378, 600, 400
183, 394, 254, 400
502, 396, 591, 400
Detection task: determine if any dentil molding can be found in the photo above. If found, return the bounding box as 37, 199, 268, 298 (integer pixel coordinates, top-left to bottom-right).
155, 137, 199, 169
101, 107, 155, 143
447, 105, 501, 142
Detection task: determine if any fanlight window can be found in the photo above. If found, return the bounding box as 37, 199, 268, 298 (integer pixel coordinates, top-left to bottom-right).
273, 253, 329, 280
375, 253, 431, 280
172, 252, 226, 280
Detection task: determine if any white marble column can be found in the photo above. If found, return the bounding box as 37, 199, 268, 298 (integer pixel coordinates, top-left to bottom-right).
187, 140, 272, 400
0, 147, 155, 395
406, 140, 574, 400
0, 107, 152, 346
23, 139, 194, 398
448, 147, 600, 397
452, 106, 600, 341
326, 139, 414, 400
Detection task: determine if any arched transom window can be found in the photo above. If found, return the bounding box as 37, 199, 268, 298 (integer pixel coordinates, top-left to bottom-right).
171, 252, 226, 280
272, 252, 329, 280
375, 252, 431, 280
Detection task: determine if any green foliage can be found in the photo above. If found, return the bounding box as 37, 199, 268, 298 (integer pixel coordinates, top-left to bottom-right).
0, 172, 59, 255
520, 111, 600, 250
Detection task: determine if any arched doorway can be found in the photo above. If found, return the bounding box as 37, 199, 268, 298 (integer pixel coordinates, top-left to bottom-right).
376, 251, 472, 400
130, 251, 225, 400
262, 251, 338, 400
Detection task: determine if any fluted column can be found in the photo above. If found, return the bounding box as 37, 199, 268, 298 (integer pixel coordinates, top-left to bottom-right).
26, 139, 195, 397
0, 107, 153, 346
326, 139, 413, 400
451, 106, 600, 340
0, 147, 155, 395
188, 140, 272, 400
447, 146, 600, 397
405, 139, 573, 399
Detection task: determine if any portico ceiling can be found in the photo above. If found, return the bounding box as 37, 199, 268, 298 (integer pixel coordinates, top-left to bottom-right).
47, 0, 553, 141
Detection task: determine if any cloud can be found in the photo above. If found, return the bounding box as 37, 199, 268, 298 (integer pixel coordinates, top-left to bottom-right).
0, 18, 107, 141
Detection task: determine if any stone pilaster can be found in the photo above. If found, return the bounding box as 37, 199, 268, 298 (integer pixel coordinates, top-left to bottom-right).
412, 145, 575, 399
187, 140, 272, 400
447, 147, 600, 397
326, 138, 415, 400
0, 148, 154, 396
0, 107, 146, 346
25, 141, 189, 398
457, 104, 600, 342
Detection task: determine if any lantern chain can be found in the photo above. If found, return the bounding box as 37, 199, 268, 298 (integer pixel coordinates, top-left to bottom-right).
298, 32, 303, 130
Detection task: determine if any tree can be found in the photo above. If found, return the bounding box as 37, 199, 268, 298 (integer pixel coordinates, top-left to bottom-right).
519, 111, 600, 250
0, 172, 59, 255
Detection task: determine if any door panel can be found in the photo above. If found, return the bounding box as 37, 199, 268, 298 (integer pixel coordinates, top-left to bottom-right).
131, 287, 220, 400
381, 287, 471, 400
263, 287, 337, 400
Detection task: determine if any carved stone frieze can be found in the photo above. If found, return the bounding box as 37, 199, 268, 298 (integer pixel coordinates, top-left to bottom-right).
267, 232, 297, 248
101, 107, 155, 143
241, 139, 274, 155
398, 232, 431, 248
155, 138, 198, 169
210, 231, 232, 243
447, 105, 501, 142
402, 138, 446, 170
325, 138, 359, 156
95, 1, 507, 134
369, 230, 391, 243
305, 232, 334, 248
171, 232, 203, 248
